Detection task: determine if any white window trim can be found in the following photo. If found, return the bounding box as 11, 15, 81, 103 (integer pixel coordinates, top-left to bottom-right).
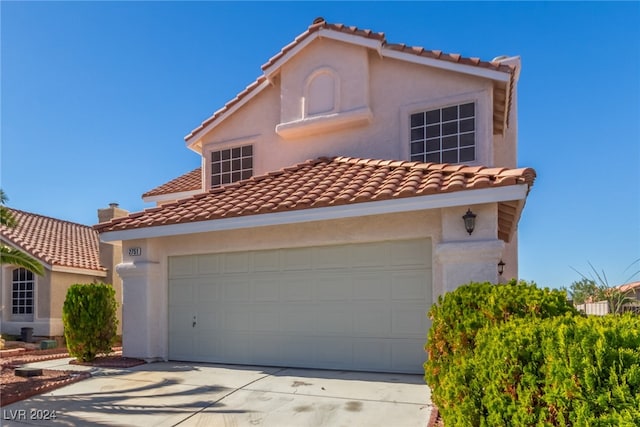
202, 136, 258, 189
400, 89, 492, 166
10, 267, 36, 321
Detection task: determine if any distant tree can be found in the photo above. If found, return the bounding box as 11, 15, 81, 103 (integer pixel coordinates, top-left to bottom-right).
0, 190, 45, 276
568, 261, 639, 314
565, 278, 599, 305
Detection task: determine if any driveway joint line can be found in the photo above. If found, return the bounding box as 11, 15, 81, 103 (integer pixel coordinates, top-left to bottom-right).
172, 367, 288, 426
241, 387, 429, 406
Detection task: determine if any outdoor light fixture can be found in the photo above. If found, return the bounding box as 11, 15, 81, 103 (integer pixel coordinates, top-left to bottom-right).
462, 209, 476, 235
498, 260, 505, 276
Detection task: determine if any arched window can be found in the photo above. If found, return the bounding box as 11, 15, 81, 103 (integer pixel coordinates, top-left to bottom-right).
12, 268, 34, 315
304, 68, 339, 117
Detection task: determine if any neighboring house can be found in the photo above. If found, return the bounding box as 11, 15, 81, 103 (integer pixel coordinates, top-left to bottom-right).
95, 18, 536, 373
1, 204, 126, 337
576, 281, 640, 315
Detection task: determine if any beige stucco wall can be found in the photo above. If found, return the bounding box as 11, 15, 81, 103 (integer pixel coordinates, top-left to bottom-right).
0, 266, 110, 337
117, 203, 506, 360
199, 37, 501, 180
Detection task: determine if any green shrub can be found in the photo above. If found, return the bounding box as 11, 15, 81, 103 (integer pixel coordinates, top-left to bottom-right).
62, 283, 118, 362
424, 280, 579, 425
472, 314, 640, 426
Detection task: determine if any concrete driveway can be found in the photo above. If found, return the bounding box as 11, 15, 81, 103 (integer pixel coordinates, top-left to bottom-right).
2, 358, 432, 426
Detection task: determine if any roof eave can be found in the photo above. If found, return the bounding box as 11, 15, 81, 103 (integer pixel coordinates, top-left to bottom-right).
185, 78, 272, 152
262, 28, 383, 81
142, 189, 204, 204
100, 184, 530, 242
381, 48, 511, 83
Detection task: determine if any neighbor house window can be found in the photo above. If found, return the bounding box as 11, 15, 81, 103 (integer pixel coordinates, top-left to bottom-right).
211, 145, 253, 187
12, 268, 34, 315
410, 102, 475, 164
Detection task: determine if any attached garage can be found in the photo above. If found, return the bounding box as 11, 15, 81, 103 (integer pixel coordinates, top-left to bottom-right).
168, 239, 432, 373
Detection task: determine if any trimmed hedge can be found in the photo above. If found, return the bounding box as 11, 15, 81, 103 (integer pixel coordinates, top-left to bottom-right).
424, 280, 580, 425
62, 283, 118, 362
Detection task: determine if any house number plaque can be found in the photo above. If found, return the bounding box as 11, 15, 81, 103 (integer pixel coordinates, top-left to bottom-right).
128, 247, 142, 256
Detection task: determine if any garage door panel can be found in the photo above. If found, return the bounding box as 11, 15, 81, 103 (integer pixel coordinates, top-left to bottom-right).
391, 239, 431, 266
197, 334, 223, 360
315, 308, 353, 335
281, 247, 312, 270
282, 336, 316, 364
313, 245, 350, 269
196, 282, 219, 302
354, 307, 392, 335
195, 309, 218, 330
354, 339, 392, 370
169, 239, 431, 373
281, 274, 313, 301
251, 275, 280, 301
197, 254, 221, 275
223, 252, 250, 273
222, 277, 250, 301
392, 304, 430, 336
351, 242, 389, 267
315, 274, 353, 300
169, 306, 195, 334
315, 337, 354, 367
280, 307, 316, 333
169, 279, 193, 305
253, 250, 280, 272
353, 272, 392, 301
224, 306, 251, 331
169, 333, 196, 360
169, 256, 197, 278
252, 310, 280, 332
392, 339, 427, 372
250, 335, 282, 365
391, 270, 428, 300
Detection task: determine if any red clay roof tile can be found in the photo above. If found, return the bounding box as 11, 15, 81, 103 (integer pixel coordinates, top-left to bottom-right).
96, 156, 535, 234
143, 167, 202, 198
1, 208, 105, 272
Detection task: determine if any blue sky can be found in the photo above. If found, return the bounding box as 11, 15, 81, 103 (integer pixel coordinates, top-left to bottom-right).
1, 1, 638, 289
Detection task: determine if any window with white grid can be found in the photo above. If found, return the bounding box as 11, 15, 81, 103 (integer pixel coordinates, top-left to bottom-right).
410, 102, 475, 164
12, 268, 34, 315
211, 145, 253, 187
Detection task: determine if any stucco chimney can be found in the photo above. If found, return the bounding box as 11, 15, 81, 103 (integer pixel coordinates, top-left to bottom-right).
97, 203, 128, 335
98, 203, 129, 223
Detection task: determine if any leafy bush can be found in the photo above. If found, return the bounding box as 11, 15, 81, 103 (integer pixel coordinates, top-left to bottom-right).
424, 280, 580, 424
62, 283, 118, 362
472, 314, 640, 426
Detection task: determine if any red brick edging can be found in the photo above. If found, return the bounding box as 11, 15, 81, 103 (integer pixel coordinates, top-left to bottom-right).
427, 405, 442, 427
0, 371, 92, 407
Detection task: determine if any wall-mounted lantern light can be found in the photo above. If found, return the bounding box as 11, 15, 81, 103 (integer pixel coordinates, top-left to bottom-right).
498, 260, 505, 276
462, 209, 476, 235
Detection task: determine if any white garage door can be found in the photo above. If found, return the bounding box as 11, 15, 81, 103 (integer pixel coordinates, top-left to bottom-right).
168, 239, 431, 373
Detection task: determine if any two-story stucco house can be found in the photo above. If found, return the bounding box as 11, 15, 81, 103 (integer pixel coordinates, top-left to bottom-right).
96, 18, 535, 373
1, 204, 126, 337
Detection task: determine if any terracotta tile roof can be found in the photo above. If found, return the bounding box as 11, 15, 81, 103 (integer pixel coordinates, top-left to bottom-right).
619, 281, 640, 293
1, 208, 105, 272
185, 18, 515, 142
96, 156, 535, 237
143, 167, 202, 198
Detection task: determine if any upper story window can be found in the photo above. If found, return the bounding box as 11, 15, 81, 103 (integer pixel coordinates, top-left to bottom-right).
410, 102, 475, 164
211, 145, 253, 187
12, 268, 34, 315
